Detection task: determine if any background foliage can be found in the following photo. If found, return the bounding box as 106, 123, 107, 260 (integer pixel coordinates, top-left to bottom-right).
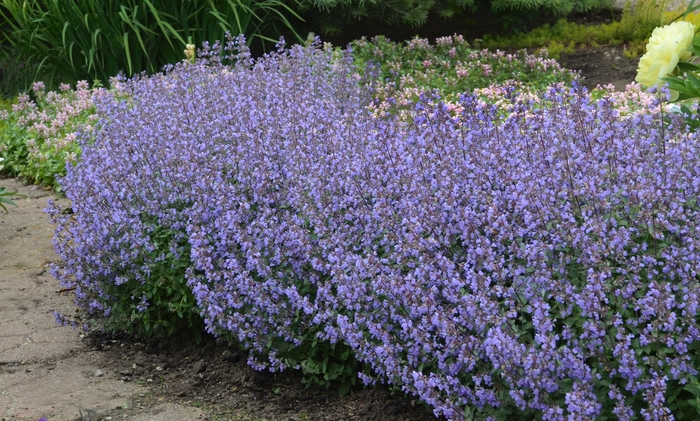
0, 82, 92, 190
297, 0, 614, 38
0, 0, 304, 95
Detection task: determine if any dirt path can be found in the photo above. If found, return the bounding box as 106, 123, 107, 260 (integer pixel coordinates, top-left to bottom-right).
0, 178, 439, 421
0, 178, 207, 421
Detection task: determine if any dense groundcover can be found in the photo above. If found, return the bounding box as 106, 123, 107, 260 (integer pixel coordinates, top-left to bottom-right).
48, 38, 700, 420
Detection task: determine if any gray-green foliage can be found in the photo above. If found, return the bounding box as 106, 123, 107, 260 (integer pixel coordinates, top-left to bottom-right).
0, 0, 304, 92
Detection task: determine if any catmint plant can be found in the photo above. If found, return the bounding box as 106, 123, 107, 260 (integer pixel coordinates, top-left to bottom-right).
48, 35, 370, 384
49, 34, 700, 420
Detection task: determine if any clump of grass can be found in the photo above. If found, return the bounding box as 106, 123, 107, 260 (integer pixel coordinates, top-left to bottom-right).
0, 0, 305, 93
0, 50, 42, 99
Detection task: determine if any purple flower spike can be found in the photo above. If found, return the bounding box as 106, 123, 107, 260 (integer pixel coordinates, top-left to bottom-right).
48, 33, 700, 420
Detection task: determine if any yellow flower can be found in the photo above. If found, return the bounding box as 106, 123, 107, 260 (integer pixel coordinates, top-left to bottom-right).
636, 46, 682, 88
636, 21, 696, 98
646, 21, 695, 61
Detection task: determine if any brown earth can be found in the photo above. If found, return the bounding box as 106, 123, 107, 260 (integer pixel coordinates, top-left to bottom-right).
0, 46, 639, 421
559, 45, 640, 92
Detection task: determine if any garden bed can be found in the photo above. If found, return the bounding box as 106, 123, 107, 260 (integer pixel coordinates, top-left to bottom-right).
5, 20, 697, 419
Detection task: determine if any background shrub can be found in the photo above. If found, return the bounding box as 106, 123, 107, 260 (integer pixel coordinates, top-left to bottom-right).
296, 0, 478, 36
482, 18, 622, 57
297, 0, 613, 38
0, 0, 305, 94
481, 0, 700, 59
349, 34, 577, 114
0, 81, 91, 190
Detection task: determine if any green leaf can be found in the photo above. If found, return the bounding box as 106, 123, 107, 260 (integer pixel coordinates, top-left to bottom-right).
661, 76, 688, 93
338, 381, 351, 397
671, 0, 700, 23
678, 61, 700, 74
686, 72, 700, 96
684, 380, 700, 397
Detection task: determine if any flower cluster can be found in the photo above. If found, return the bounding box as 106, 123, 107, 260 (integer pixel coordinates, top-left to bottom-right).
0, 80, 94, 189
48, 35, 369, 362
50, 37, 700, 420
350, 35, 578, 119
636, 21, 696, 99
590, 82, 661, 117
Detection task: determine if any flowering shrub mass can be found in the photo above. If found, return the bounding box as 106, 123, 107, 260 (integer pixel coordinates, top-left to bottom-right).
51, 38, 700, 420
0, 81, 94, 190
49, 37, 370, 379
349, 35, 578, 118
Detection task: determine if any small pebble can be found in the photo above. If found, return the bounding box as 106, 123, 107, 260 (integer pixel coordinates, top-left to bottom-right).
94, 369, 104, 377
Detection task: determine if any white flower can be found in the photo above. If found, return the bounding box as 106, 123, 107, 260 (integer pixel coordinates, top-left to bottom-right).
184, 44, 195, 62
636, 21, 696, 96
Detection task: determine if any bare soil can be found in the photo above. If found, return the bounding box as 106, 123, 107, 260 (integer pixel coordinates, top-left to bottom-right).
84, 332, 439, 421
0, 45, 638, 421
559, 45, 639, 92
0, 179, 148, 421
